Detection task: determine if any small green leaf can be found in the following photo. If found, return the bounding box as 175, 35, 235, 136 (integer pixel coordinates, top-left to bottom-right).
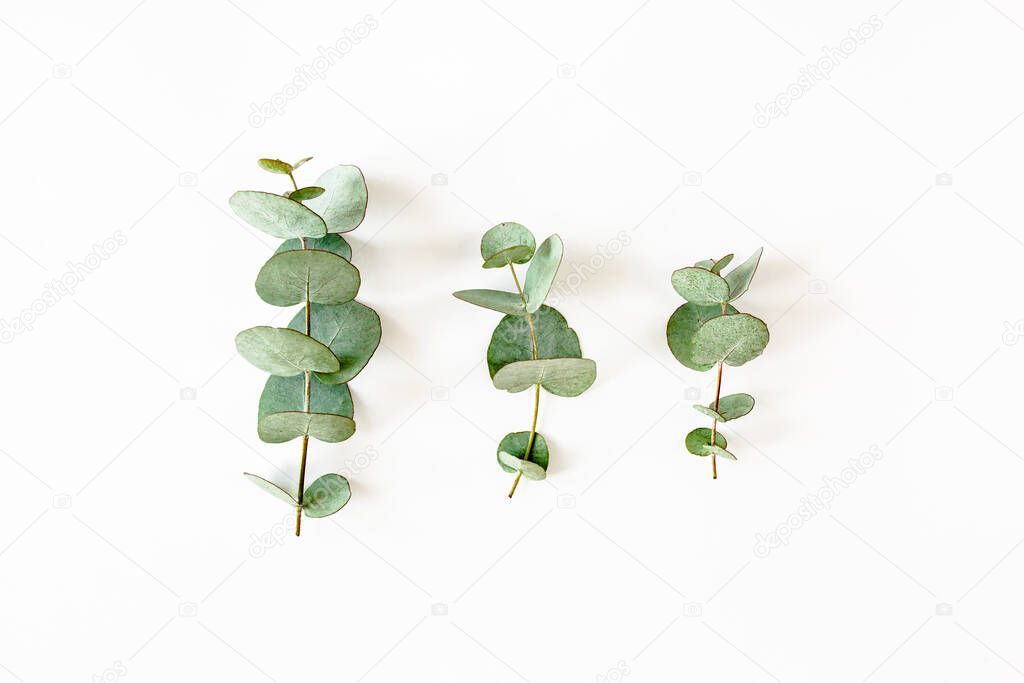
289, 186, 326, 201
305, 165, 367, 233
255, 249, 360, 306
711, 254, 734, 274
235, 326, 340, 376
714, 393, 755, 420
666, 303, 738, 372
277, 233, 351, 260
692, 404, 726, 421
487, 305, 582, 378
492, 358, 597, 397
497, 451, 547, 480
704, 444, 737, 461
685, 428, 727, 456
724, 247, 763, 302
692, 313, 769, 368
229, 191, 327, 239
292, 156, 313, 170
695, 259, 715, 269
523, 235, 563, 313
496, 431, 549, 474
288, 301, 381, 385
302, 473, 352, 518
671, 267, 730, 305
480, 222, 536, 268
243, 472, 296, 505
258, 374, 354, 443
258, 158, 293, 174
453, 289, 526, 315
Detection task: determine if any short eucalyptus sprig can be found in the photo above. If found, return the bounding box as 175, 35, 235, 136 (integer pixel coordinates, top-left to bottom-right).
666, 248, 769, 479
454, 223, 597, 497
230, 156, 380, 535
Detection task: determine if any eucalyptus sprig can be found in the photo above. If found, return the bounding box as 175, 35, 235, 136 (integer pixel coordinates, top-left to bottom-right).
666, 248, 769, 479
454, 223, 597, 497
231, 157, 380, 535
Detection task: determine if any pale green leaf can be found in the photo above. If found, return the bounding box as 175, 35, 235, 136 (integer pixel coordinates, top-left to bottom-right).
692, 404, 725, 421
229, 191, 327, 239
288, 301, 381, 384
496, 431, 549, 474
692, 313, 769, 367
480, 222, 536, 268
277, 233, 351, 260
711, 254, 734, 274
452, 289, 526, 315
258, 158, 292, 174
492, 358, 596, 397
671, 267, 730, 305
685, 427, 727, 456
724, 247, 763, 301
258, 374, 354, 443
235, 326, 340, 376
255, 249, 360, 306
666, 303, 737, 372
243, 472, 296, 504
292, 156, 313, 170
302, 473, 352, 518
304, 165, 367, 233
487, 305, 582, 378
704, 444, 737, 461
497, 451, 547, 480
693, 393, 754, 422
523, 234, 563, 313
695, 259, 715, 269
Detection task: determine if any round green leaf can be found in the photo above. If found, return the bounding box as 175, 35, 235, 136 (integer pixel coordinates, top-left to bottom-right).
302, 473, 352, 518
288, 301, 381, 384
487, 305, 582, 378
258, 158, 292, 174
305, 165, 367, 233
497, 451, 547, 480
711, 254, 734, 274
724, 247, 763, 302
289, 186, 326, 201
714, 393, 754, 420
523, 234, 563, 313
243, 472, 296, 505
671, 267, 730, 305
496, 431, 549, 474
480, 222, 536, 268
258, 374, 354, 443
453, 289, 526, 316
277, 233, 352, 260
255, 249, 360, 306
685, 428, 727, 456
692, 313, 769, 368
492, 358, 597, 397
666, 303, 738, 372
236, 326, 340, 376
229, 191, 327, 239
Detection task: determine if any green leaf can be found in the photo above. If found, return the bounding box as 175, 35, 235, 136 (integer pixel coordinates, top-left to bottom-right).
302, 473, 352, 518
452, 289, 526, 316
695, 259, 715, 269
666, 302, 738, 372
255, 249, 360, 306
243, 472, 296, 505
724, 247, 763, 302
258, 158, 293, 174
292, 156, 313, 170
497, 451, 547, 480
704, 444, 737, 461
692, 404, 726, 421
711, 254, 734, 274
258, 374, 354, 443
523, 234, 563, 313
480, 222, 536, 268
277, 233, 351, 260
692, 313, 769, 367
671, 267, 730, 305
488, 305, 582, 378
496, 431, 549, 474
236, 326, 340, 376
305, 165, 367, 233
714, 393, 754, 420
289, 186, 326, 201
492, 358, 597, 397
685, 428, 727, 456
229, 191, 327, 239
288, 301, 381, 384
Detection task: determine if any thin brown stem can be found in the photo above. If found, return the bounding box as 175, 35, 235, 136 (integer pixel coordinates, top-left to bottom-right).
508, 263, 540, 498
709, 302, 727, 480
295, 238, 313, 535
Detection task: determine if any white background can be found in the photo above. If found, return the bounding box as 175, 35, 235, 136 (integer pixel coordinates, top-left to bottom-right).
2, 1, 1023, 681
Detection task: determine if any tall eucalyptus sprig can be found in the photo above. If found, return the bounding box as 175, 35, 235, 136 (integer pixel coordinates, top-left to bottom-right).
666, 248, 769, 479
454, 223, 597, 498
230, 157, 380, 535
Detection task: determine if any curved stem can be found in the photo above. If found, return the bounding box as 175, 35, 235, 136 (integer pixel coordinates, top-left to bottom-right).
507, 263, 539, 498
295, 237, 312, 535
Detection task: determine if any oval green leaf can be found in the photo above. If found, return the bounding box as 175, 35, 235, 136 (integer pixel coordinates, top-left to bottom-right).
523, 234, 563, 313
255, 249, 360, 306
288, 301, 381, 384
671, 267, 730, 305
692, 313, 769, 368
292, 156, 313, 170
692, 404, 726, 421
685, 427, 727, 456
277, 233, 352, 260
236, 326, 340, 376
711, 254, 734, 274
487, 305, 582, 378
481, 222, 536, 268
453, 289, 526, 316
258, 158, 292, 174
305, 165, 367, 233
496, 431, 549, 474
492, 357, 596, 397
695, 258, 715, 269
258, 374, 354, 443
243, 472, 296, 505
302, 473, 352, 518
666, 302, 738, 372
704, 444, 737, 461
714, 393, 754, 420
497, 451, 547, 480
289, 186, 325, 202
229, 191, 327, 239
724, 247, 763, 302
